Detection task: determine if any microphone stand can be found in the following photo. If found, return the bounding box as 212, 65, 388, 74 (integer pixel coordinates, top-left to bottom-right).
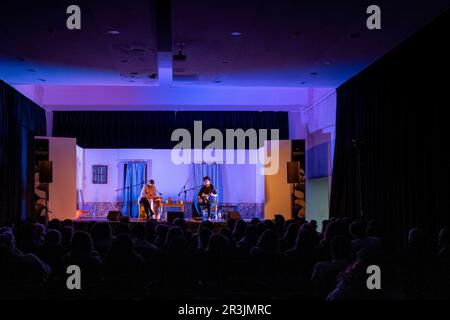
115, 181, 146, 217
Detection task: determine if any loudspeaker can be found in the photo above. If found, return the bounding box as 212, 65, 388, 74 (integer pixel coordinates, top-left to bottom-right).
226, 211, 241, 220
107, 211, 122, 221
167, 211, 184, 224
39, 161, 53, 183
287, 161, 300, 183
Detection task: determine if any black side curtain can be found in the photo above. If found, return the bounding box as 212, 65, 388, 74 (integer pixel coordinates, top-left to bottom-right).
52, 111, 288, 149
330, 10, 450, 245
0, 80, 46, 226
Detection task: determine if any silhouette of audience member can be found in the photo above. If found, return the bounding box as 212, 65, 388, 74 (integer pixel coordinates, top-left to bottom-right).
48, 219, 62, 232
38, 229, 67, 278
104, 233, 147, 283
63, 231, 102, 288
0, 227, 50, 297
233, 219, 247, 242
282, 223, 300, 252
90, 222, 114, 260
312, 235, 351, 298
61, 226, 73, 251
349, 221, 381, 253
131, 223, 158, 263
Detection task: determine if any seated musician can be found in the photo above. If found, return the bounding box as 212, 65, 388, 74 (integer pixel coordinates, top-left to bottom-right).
197, 176, 217, 220
138, 179, 156, 219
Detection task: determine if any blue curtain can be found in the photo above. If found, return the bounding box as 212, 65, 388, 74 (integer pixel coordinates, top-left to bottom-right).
192, 163, 223, 216
122, 162, 146, 218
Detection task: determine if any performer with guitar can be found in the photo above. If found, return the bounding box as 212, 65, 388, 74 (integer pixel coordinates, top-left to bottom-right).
197, 176, 217, 220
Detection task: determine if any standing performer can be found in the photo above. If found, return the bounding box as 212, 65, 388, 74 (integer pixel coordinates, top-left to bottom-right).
138, 179, 156, 219
197, 176, 217, 220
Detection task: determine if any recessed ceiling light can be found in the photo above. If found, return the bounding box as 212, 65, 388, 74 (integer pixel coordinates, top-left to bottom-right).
108, 30, 120, 35
221, 60, 230, 64
300, 81, 307, 85
324, 61, 331, 65
230, 31, 242, 36
16, 58, 25, 62
121, 59, 128, 63
38, 78, 46, 82
310, 72, 318, 76
215, 80, 222, 83
27, 68, 36, 72
291, 31, 302, 38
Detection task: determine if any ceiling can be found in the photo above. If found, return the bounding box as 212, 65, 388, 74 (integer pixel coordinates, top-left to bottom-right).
0, 0, 448, 87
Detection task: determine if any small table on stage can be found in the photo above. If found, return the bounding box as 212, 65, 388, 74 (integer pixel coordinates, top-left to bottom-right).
163, 202, 184, 220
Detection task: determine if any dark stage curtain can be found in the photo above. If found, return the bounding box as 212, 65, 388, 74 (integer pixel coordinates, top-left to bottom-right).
53, 111, 288, 149
0, 80, 46, 225
330, 10, 450, 245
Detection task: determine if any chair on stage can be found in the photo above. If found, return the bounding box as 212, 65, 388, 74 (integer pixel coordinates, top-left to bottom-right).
200, 194, 219, 220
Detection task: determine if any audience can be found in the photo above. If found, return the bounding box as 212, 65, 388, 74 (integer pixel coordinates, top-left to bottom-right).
1, 215, 449, 300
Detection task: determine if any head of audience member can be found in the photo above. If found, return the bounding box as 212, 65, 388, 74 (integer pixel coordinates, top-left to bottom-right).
274, 214, 285, 234
233, 219, 247, 241
264, 219, 276, 232
37, 216, 48, 228
197, 227, 213, 252
164, 226, 184, 250
330, 235, 351, 261
322, 220, 330, 235
219, 228, 235, 248
120, 216, 131, 225
173, 218, 187, 233
61, 226, 73, 249
115, 223, 130, 236
91, 222, 113, 242
62, 219, 74, 229
240, 224, 257, 247
110, 233, 134, 258
251, 217, 261, 226
200, 220, 214, 232
284, 223, 300, 249
366, 219, 383, 238
71, 231, 94, 256
438, 227, 449, 250
0, 227, 15, 250
349, 221, 366, 240
33, 223, 46, 246
256, 229, 280, 255
255, 222, 267, 239
145, 219, 157, 241
48, 218, 61, 231
309, 220, 318, 232
44, 229, 62, 247
295, 228, 315, 255
206, 233, 231, 258
131, 223, 147, 242
226, 218, 236, 233
166, 235, 188, 257
408, 228, 425, 247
